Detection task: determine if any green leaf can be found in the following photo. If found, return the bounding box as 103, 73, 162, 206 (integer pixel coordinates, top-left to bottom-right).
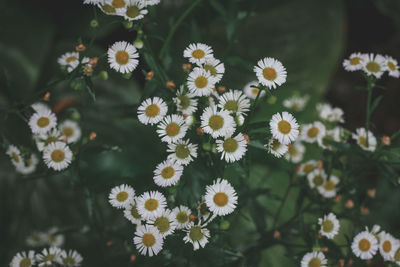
370, 95, 383, 114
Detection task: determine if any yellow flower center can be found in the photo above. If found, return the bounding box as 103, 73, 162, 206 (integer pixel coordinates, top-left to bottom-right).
213, 192, 228, 207
383, 240, 392, 253
288, 146, 298, 156
145, 104, 160, 118
161, 166, 175, 179
11, 152, 20, 163
359, 136, 367, 147
126, 6, 140, 18
303, 164, 314, 173
62, 127, 74, 137
63, 257, 76, 266
324, 180, 335, 191
349, 57, 361, 65
321, 220, 334, 233
366, 61, 381, 73
208, 115, 224, 130
19, 258, 31, 267
204, 64, 217, 76
154, 216, 170, 233
66, 56, 77, 63
308, 258, 321, 267
224, 100, 239, 113
43, 254, 55, 262
271, 139, 281, 151
223, 138, 238, 153
101, 4, 116, 14
166, 122, 180, 137
192, 49, 205, 59
142, 233, 156, 247
387, 61, 396, 71
116, 191, 128, 202
263, 67, 277, 81
131, 205, 141, 219
313, 175, 324, 186
394, 250, 400, 261
144, 198, 158, 211
307, 127, 319, 138
359, 238, 371, 252
112, 0, 125, 8
176, 211, 188, 223
115, 50, 129, 65
177, 95, 190, 110
45, 136, 59, 146
189, 226, 204, 241
51, 149, 65, 163
195, 76, 208, 88
251, 88, 259, 95
175, 144, 190, 159
278, 120, 291, 134
37, 117, 50, 128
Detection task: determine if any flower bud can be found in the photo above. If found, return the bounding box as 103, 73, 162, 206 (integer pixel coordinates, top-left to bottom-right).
235, 114, 245, 126
90, 19, 99, 28
100, 71, 108, 80
133, 39, 144, 49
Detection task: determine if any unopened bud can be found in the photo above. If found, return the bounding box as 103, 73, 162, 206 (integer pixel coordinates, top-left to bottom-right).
243, 134, 250, 144
321, 247, 328, 253
345, 199, 354, 209
90, 19, 99, 28
182, 64, 192, 73
89, 132, 97, 141
220, 220, 230, 230
273, 231, 280, 239
100, 71, 108, 80
133, 39, 144, 49
361, 206, 369, 215
196, 127, 204, 136
75, 44, 86, 52
235, 114, 245, 126
43, 92, 51, 101
202, 142, 212, 151
146, 71, 154, 81
89, 57, 98, 67
166, 81, 176, 91
217, 86, 226, 94
367, 188, 376, 198
381, 136, 391, 146
123, 20, 133, 29
189, 214, 196, 222
123, 72, 132, 79
130, 255, 136, 262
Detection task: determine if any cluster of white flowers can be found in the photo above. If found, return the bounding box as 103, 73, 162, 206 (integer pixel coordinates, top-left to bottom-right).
6, 145, 39, 175
57, 51, 97, 75
343, 52, 399, 79
108, 178, 237, 255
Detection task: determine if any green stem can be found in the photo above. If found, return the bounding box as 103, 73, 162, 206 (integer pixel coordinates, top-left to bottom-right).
272, 170, 295, 228
365, 84, 373, 146
245, 87, 262, 131
158, 0, 203, 59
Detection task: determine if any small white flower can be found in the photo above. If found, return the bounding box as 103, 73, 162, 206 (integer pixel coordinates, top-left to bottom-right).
384, 55, 400, 78
31, 102, 51, 113
167, 139, 198, 166
204, 178, 238, 216
235, 114, 245, 126
28, 109, 57, 135
133, 225, 164, 256
57, 250, 83, 267
362, 53, 386, 79
343, 52, 366, 72
318, 213, 340, 239
216, 133, 247, 163
137, 97, 168, 125
202, 57, 225, 82
307, 169, 327, 189
317, 175, 340, 198
36, 247, 62, 267
107, 41, 139, 73
59, 120, 82, 144
243, 81, 266, 100
282, 95, 309, 112
183, 43, 214, 65
26, 232, 46, 247
266, 138, 288, 158
254, 57, 287, 89
218, 90, 250, 116
108, 184, 135, 209
187, 67, 217, 97
153, 159, 183, 187
124, 199, 143, 225
318, 127, 341, 150
10, 251, 36, 267
6, 145, 24, 168
301, 121, 326, 144
43, 142, 73, 171
172, 205, 192, 229
200, 106, 236, 138
379, 232, 400, 261
58, 52, 80, 73
35, 128, 63, 151
297, 160, 319, 176
269, 111, 299, 145
183, 222, 210, 250
136, 191, 167, 220
46, 227, 65, 247
147, 209, 177, 237
317, 103, 344, 123
173, 86, 198, 115
352, 128, 377, 152
351, 230, 379, 260
16, 154, 39, 175
123, 0, 148, 21
285, 141, 305, 163
156, 114, 188, 144
300, 251, 327, 267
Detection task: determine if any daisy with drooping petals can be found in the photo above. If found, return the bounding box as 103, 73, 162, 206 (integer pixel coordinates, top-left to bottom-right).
283, 95, 309, 112
243, 81, 266, 100
58, 52, 80, 73
218, 90, 250, 116
204, 178, 237, 216
167, 139, 198, 166
28, 109, 57, 135
124, 199, 143, 225
172, 205, 192, 230
183, 43, 213, 65
137, 97, 168, 125
318, 175, 340, 198
352, 230, 379, 260
32, 102, 51, 113
153, 159, 183, 187
99, 2, 118, 15
343, 52, 366, 71
269, 111, 299, 145
10, 251, 36, 267
57, 250, 83, 267
6, 145, 24, 168
187, 67, 217, 97
156, 114, 188, 144
301, 121, 326, 144
352, 128, 377, 152
108, 184, 135, 209
136, 191, 167, 220
123, 0, 148, 21
216, 133, 247, 163
254, 57, 287, 89
362, 53, 386, 79
35, 128, 63, 151
203, 57, 225, 82
318, 127, 341, 150
266, 138, 288, 158
173, 86, 198, 115
148, 209, 177, 237
384, 55, 400, 78
36, 247, 62, 267
200, 106, 236, 138
43, 142, 72, 171
16, 154, 39, 175
133, 225, 164, 256
307, 169, 327, 189
300, 251, 327, 267
379, 232, 400, 261
317, 103, 344, 123
107, 41, 139, 73
102, 0, 128, 14
285, 141, 305, 163
59, 120, 82, 144
297, 160, 319, 176
318, 213, 340, 239
183, 222, 210, 250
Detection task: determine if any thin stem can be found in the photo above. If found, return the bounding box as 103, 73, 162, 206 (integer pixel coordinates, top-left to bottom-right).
272, 170, 295, 228
245, 87, 262, 131
365, 84, 373, 146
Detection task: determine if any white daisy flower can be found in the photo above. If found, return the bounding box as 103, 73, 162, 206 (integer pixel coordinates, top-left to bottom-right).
58, 52, 80, 73
282, 95, 309, 112
46, 227, 65, 247
83, 0, 104, 5
317, 175, 340, 198
218, 90, 250, 116
36, 247, 62, 267
183, 222, 210, 250
43, 142, 72, 171
243, 81, 266, 100
351, 230, 379, 260
300, 251, 327, 267
137, 97, 168, 125
301, 121, 326, 144
384, 55, 400, 78
98, 2, 118, 15
343, 52, 366, 72
16, 154, 39, 175
156, 114, 188, 144
269, 111, 299, 145
379, 232, 400, 261
57, 250, 83, 267
108, 184, 135, 209
28, 109, 57, 135
317, 103, 344, 123
318, 213, 340, 239
6, 145, 24, 168
183, 43, 214, 65
318, 127, 341, 150
362, 53, 386, 79
172, 205, 192, 230
167, 139, 198, 166
136, 191, 167, 220
216, 133, 247, 163
139, 0, 160, 6
10, 251, 36, 267
203, 57, 225, 82
102, 0, 128, 13
35, 128, 63, 152
31, 102, 51, 113
133, 225, 163, 256
107, 41, 139, 74
307, 169, 327, 189
59, 120, 81, 144
26, 232, 46, 247
147, 209, 177, 237
124, 199, 143, 225
285, 141, 305, 163
187, 67, 217, 97
123, 0, 148, 21
253, 57, 287, 89
266, 138, 288, 158
200, 106, 236, 138
352, 128, 377, 152
153, 159, 183, 187
173, 86, 198, 115
204, 178, 238, 216
297, 160, 319, 176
